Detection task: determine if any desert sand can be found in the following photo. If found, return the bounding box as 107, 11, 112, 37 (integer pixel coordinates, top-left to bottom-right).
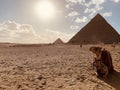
0, 44, 119, 90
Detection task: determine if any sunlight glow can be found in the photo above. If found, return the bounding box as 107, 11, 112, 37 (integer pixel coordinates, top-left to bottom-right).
35, 0, 56, 20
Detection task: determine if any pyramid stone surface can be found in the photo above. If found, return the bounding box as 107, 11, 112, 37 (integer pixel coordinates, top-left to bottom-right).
68, 14, 120, 44
53, 38, 64, 44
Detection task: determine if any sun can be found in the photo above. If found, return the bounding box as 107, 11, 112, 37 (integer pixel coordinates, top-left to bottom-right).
35, 0, 56, 20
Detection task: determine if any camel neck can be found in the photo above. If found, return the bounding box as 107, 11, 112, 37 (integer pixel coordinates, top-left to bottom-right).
96, 51, 101, 59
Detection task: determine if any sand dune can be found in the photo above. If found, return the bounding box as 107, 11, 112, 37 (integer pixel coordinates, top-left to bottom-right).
0, 44, 119, 90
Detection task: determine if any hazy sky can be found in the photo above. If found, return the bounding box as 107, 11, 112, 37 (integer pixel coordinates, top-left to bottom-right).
0, 0, 120, 43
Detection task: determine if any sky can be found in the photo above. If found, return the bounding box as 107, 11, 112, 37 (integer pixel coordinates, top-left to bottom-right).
0, 0, 120, 44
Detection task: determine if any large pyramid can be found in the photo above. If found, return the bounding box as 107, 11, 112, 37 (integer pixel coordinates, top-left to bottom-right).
68, 13, 120, 44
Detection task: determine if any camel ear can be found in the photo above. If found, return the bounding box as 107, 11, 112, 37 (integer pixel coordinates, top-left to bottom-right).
89, 47, 95, 52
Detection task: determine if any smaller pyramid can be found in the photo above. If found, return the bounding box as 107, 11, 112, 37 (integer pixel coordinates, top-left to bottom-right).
53, 38, 64, 44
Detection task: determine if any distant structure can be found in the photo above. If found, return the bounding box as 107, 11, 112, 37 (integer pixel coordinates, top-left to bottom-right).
68, 13, 120, 44
53, 38, 64, 45
80, 41, 83, 48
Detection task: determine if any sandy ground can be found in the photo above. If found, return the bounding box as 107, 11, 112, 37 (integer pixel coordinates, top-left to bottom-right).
0, 44, 119, 90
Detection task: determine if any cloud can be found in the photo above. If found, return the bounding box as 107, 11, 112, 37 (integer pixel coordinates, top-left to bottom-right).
68, 11, 79, 17
84, 5, 103, 18
66, 0, 86, 4
84, 5, 103, 14
110, 0, 120, 3
102, 12, 112, 17
66, 0, 106, 7
70, 25, 79, 30
0, 21, 43, 43
84, 2, 93, 7
66, 0, 78, 4
66, 0, 105, 19
66, 3, 74, 9
0, 21, 75, 43
83, 0, 105, 18
92, 0, 106, 5
84, 0, 106, 7
3, 21, 18, 30
65, 0, 86, 9
75, 16, 88, 23
84, 8, 96, 14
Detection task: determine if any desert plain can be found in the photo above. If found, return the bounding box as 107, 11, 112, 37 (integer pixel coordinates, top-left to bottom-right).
0, 44, 119, 90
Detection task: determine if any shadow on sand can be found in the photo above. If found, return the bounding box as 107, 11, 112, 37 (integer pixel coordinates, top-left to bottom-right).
103, 70, 120, 90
